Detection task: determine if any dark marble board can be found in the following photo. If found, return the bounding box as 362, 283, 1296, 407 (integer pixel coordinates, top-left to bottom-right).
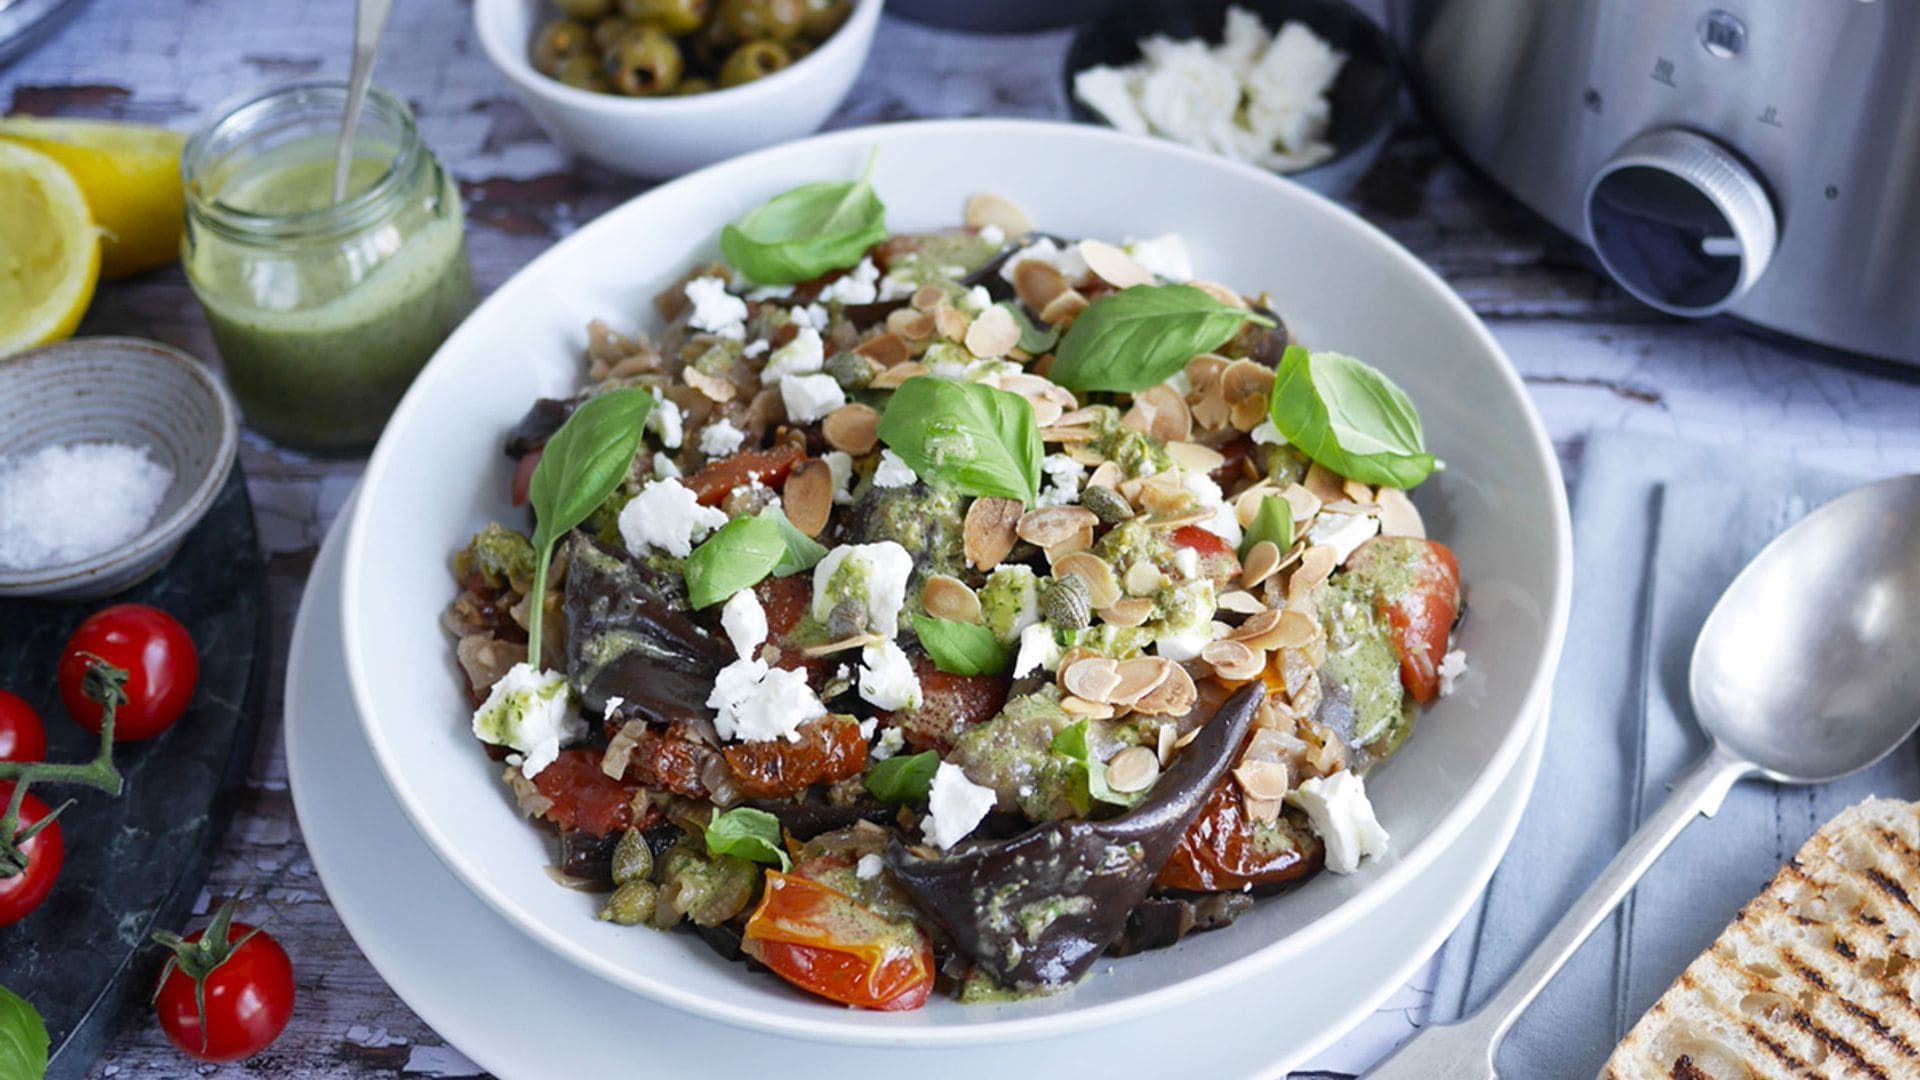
0, 466, 267, 1080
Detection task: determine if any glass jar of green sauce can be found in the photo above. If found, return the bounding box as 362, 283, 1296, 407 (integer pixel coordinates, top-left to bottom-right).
182, 81, 475, 453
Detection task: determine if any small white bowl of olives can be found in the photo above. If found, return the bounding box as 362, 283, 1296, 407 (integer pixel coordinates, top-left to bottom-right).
475, 0, 882, 178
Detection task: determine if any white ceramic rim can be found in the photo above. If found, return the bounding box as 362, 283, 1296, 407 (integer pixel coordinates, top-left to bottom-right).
342, 117, 1573, 1046
472, 0, 883, 116
0, 336, 239, 592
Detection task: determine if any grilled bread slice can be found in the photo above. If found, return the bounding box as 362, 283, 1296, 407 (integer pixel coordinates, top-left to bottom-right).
1600, 798, 1920, 1080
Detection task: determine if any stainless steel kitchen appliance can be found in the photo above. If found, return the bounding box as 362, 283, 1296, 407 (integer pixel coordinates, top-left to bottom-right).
1388, 1, 1920, 365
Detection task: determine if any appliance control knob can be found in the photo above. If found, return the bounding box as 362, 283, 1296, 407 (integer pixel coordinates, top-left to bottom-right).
1583, 129, 1777, 318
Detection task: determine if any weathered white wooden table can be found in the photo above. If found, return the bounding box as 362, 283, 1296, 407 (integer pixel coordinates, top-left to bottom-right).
7, 1, 1919, 1076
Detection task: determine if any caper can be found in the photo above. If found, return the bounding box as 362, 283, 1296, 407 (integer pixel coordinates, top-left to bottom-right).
598, 880, 659, 925
612, 829, 654, 885
717, 0, 805, 43
1082, 484, 1135, 525
607, 27, 684, 96
555, 52, 612, 92
1041, 574, 1093, 630
826, 599, 868, 640
719, 40, 792, 87
532, 18, 594, 75
824, 350, 872, 391
799, 0, 850, 38
591, 15, 641, 53
677, 76, 716, 96
554, 0, 615, 17
619, 0, 711, 35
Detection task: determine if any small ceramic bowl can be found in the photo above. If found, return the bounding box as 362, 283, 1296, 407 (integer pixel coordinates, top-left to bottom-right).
472, 0, 883, 179
0, 337, 238, 601
1064, 0, 1402, 199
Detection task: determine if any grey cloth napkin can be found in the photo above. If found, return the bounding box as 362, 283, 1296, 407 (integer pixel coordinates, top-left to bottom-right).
1429, 430, 1920, 1076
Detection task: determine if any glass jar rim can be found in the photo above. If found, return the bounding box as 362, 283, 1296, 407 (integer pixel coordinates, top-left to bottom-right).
182, 79, 427, 243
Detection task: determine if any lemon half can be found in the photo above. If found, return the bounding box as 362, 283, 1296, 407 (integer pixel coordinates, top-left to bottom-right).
0, 140, 100, 355
0, 117, 186, 281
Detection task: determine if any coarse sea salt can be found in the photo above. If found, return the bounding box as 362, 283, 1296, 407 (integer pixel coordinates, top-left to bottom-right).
0, 442, 173, 571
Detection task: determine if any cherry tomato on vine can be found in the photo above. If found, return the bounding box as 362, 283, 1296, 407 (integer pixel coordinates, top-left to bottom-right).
0, 691, 46, 763
153, 912, 295, 1063
0, 788, 63, 927
58, 604, 199, 741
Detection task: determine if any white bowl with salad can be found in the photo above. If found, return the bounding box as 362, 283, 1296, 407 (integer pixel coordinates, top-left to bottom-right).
339, 118, 1571, 1045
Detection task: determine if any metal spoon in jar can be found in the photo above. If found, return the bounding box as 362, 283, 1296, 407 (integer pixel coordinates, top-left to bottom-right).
1369, 473, 1920, 1079
330, 0, 396, 205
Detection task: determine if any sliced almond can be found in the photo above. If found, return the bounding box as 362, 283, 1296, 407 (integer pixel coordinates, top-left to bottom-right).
1230, 394, 1269, 432
886, 308, 935, 342
1062, 442, 1107, 467
1216, 589, 1265, 615
1059, 695, 1116, 720
1052, 552, 1123, 609
1233, 481, 1278, 527
1233, 760, 1291, 802
1105, 746, 1161, 793
1146, 507, 1212, 531
1055, 647, 1100, 692
963, 496, 1023, 571
1013, 260, 1070, 312
934, 303, 971, 343
870, 362, 927, 390
1017, 505, 1098, 549
1044, 525, 1094, 561
822, 403, 880, 455
1202, 638, 1265, 681
1375, 486, 1426, 539
1304, 462, 1347, 504
922, 575, 983, 625
1063, 656, 1123, 703
1043, 425, 1099, 445
965, 192, 1033, 237
1156, 723, 1178, 767
1280, 482, 1323, 522
1039, 289, 1089, 329
1186, 353, 1229, 398
995, 373, 1077, 428
1053, 406, 1104, 429
1133, 663, 1197, 717
1123, 561, 1165, 597
1132, 471, 1191, 513
1228, 608, 1285, 648
684, 365, 737, 403
1242, 540, 1282, 589
854, 333, 911, 367
1188, 279, 1247, 309
1192, 393, 1233, 432
1221, 359, 1276, 405
1166, 440, 1225, 473
782, 458, 834, 538
1242, 795, 1283, 824
801, 632, 882, 657
1138, 385, 1193, 443
1109, 656, 1173, 706
1088, 460, 1124, 490
1287, 544, 1338, 606
1079, 239, 1153, 290
1099, 596, 1157, 627
965, 304, 1021, 358
911, 284, 946, 312
1272, 608, 1320, 650
1343, 478, 1376, 504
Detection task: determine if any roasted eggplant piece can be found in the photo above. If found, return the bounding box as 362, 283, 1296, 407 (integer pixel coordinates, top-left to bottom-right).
1107, 891, 1256, 956
564, 532, 732, 727
883, 682, 1264, 991
504, 396, 578, 457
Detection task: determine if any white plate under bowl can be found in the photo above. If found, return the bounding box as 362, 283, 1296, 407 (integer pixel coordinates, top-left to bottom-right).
297, 499, 1547, 1078
340, 118, 1572, 1046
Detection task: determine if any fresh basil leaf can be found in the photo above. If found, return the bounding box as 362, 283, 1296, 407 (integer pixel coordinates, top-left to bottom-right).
912, 613, 1010, 676
876, 378, 1041, 505
1267, 346, 1435, 488
1048, 284, 1273, 394
766, 506, 828, 576
1239, 494, 1294, 558
1003, 302, 1058, 354
524, 388, 655, 663
0, 984, 48, 1080
705, 807, 791, 870
1049, 718, 1141, 809
683, 507, 822, 608
719, 154, 888, 285
865, 749, 940, 805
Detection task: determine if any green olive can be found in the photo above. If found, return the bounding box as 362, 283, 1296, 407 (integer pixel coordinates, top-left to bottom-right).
717, 0, 805, 43
531, 18, 594, 76
607, 27, 685, 95
719, 40, 791, 87
598, 881, 659, 926
611, 829, 654, 886
676, 76, 717, 96
555, 52, 612, 92
799, 0, 851, 38
619, 0, 711, 35
554, 0, 615, 17
591, 15, 641, 53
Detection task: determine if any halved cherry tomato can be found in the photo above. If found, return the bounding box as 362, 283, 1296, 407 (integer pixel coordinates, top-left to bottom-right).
683, 442, 805, 506
743, 871, 934, 1011
1170, 524, 1242, 584
510, 448, 542, 507
1157, 779, 1321, 892
58, 604, 198, 741
887, 656, 1007, 752
530, 749, 637, 838
1351, 538, 1461, 704
0, 691, 46, 763
0, 788, 62, 927
154, 916, 295, 1063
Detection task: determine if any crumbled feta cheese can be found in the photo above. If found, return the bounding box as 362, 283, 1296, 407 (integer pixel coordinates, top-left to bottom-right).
856, 853, 885, 879
698, 419, 746, 458
981, 564, 1041, 643
824, 450, 855, 504
1286, 770, 1389, 873
708, 658, 825, 742
1173, 546, 1200, 579
789, 303, 829, 333
1308, 511, 1381, 565
763, 326, 826, 381
780, 373, 845, 423
871, 726, 905, 761
959, 284, 994, 315
997, 237, 1089, 285
1073, 66, 1150, 137
684, 276, 747, 340
1245, 22, 1344, 171
1125, 234, 1193, 283
978, 223, 1006, 246
858, 639, 922, 712
618, 478, 728, 557
471, 662, 583, 779
1250, 419, 1286, 446
1181, 469, 1243, 548
745, 283, 792, 302
812, 541, 914, 638
1438, 649, 1468, 697
818, 256, 881, 305
648, 391, 684, 449
653, 453, 681, 479
602, 695, 626, 722
1155, 620, 1221, 662
873, 449, 917, 489
743, 339, 770, 359
721, 588, 768, 661
1037, 453, 1089, 508
1014, 622, 1064, 677
877, 273, 918, 302
923, 762, 997, 850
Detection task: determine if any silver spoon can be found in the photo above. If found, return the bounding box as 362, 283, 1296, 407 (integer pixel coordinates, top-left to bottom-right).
1370, 473, 1920, 1079
330, 0, 396, 205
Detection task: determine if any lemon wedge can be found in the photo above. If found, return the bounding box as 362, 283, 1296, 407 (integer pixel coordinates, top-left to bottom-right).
0, 117, 186, 281
0, 140, 100, 356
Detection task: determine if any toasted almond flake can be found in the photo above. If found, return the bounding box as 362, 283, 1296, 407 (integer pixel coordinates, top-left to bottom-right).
1134, 663, 1197, 716
1088, 461, 1124, 490
684, 365, 737, 403
995, 373, 1076, 428
802, 632, 882, 657
1272, 608, 1320, 650
965, 192, 1033, 237
1044, 525, 1094, 561
1188, 279, 1247, 309
934, 304, 971, 343
1233, 482, 1278, 527
911, 284, 946, 312
1139, 385, 1194, 442
1281, 483, 1322, 522
1099, 596, 1156, 627
1080, 239, 1154, 290
1191, 394, 1234, 432
1017, 505, 1098, 549
1321, 499, 1378, 515
886, 308, 935, 341
1233, 760, 1291, 802
1202, 638, 1265, 681
1221, 359, 1275, 405
1055, 647, 1100, 692
1304, 462, 1347, 504
1245, 727, 1291, 761
1040, 289, 1089, 328
1288, 545, 1338, 606
1146, 508, 1211, 531
1242, 540, 1282, 588
1105, 745, 1161, 793
1228, 608, 1284, 646
1044, 425, 1099, 445
1230, 394, 1269, 432
782, 458, 834, 538
1059, 695, 1116, 719
1062, 443, 1107, 467
1134, 472, 1192, 513
1156, 723, 1177, 766
1123, 561, 1165, 597
1375, 487, 1426, 538
1109, 656, 1172, 706
1186, 353, 1229, 396
1173, 724, 1203, 750
1052, 552, 1123, 609
922, 574, 983, 625
963, 496, 1022, 571
1063, 656, 1123, 703
1054, 406, 1103, 429
1343, 479, 1376, 504
1242, 795, 1283, 824
965, 304, 1021, 358
1166, 441, 1225, 472
1013, 259, 1070, 312
870, 362, 927, 390
822, 403, 880, 455
1217, 589, 1265, 615
855, 333, 911, 367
